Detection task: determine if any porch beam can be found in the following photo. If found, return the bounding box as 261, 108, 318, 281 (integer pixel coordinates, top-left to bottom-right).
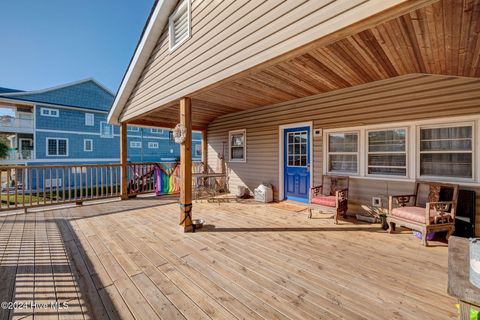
120, 122, 128, 200
127, 118, 205, 131
179, 97, 193, 232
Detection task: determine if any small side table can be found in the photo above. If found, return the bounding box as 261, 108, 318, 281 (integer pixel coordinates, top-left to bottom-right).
448, 236, 480, 319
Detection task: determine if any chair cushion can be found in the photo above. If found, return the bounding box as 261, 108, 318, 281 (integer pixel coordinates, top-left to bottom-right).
391, 206, 436, 224
311, 195, 336, 207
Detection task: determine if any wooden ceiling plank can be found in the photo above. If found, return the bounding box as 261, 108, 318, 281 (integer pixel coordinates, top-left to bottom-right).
280, 60, 334, 92
310, 47, 365, 85
251, 71, 308, 98
458, 0, 474, 75
399, 14, 427, 73
263, 65, 320, 95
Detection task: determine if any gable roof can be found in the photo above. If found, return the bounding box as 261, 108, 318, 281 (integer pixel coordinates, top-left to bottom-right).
108, 0, 178, 124
0, 87, 23, 94
0, 79, 114, 112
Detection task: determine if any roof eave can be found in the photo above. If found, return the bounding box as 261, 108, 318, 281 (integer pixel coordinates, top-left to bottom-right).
108, 0, 178, 124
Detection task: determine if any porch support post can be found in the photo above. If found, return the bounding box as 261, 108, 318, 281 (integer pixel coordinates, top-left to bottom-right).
120, 122, 129, 200
201, 129, 208, 174
179, 97, 193, 232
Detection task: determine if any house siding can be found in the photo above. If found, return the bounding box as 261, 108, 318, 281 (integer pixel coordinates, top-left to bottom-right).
206, 73, 480, 234
120, 0, 422, 121
33, 104, 203, 163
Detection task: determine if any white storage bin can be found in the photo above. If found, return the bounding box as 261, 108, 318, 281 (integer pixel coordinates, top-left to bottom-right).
254, 184, 273, 203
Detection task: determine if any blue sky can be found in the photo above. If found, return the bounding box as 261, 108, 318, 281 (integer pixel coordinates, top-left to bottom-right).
0, 0, 153, 93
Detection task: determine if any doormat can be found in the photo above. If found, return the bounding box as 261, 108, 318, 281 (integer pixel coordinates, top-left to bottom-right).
272, 201, 308, 213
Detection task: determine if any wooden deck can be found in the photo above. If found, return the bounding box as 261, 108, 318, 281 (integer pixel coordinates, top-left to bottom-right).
0, 196, 455, 319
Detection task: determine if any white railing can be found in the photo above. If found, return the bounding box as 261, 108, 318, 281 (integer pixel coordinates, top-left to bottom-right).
0, 117, 34, 129
1, 150, 33, 161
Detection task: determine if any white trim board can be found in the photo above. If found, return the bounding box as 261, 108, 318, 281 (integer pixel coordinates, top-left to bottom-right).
278, 121, 313, 202
29, 158, 121, 163
0, 98, 109, 114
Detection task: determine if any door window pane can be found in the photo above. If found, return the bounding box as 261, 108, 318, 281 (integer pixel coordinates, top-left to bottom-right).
287, 131, 308, 167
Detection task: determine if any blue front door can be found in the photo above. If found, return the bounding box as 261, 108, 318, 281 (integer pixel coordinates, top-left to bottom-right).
284, 127, 310, 203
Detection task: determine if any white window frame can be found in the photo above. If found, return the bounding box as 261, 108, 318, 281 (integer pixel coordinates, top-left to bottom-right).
229, 129, 246, 163
366, 127, 408, 178
84, 139, 93, 152
148, 142, 159, 149
46, 138, 68, 157
85, 113, 94, 126
130, 141, 142, 148
40, 107, 59, 117
127, 126, 139, 132
326, 131, 360, 176
168, 0, 191, 52
151, 128, 163, 134
100, 121, 114, 138
417, 121, 475, 182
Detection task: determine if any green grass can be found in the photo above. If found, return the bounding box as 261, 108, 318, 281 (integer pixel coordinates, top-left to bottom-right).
0, 186, 123, 206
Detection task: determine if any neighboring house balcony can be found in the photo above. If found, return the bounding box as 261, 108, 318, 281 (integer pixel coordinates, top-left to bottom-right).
0, 105, 34, 134
3, 149, 33, 162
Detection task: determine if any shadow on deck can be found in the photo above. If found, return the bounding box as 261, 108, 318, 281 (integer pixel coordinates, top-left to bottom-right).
0, 195, 455, 319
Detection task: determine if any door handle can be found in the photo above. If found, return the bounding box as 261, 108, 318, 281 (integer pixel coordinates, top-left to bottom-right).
306, 164, 310, 172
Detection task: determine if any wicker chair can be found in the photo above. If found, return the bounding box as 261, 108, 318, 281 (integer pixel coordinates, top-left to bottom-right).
308, 175, 349, 224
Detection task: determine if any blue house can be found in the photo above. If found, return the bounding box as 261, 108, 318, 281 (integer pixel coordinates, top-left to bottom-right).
0, 79, 201, 189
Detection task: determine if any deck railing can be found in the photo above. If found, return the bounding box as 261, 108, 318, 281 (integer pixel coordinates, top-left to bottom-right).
0, 162, 204, 212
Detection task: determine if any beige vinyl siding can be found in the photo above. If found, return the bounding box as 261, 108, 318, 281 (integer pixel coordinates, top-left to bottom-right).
121, 0, 418, 121
206, 73, 480, 235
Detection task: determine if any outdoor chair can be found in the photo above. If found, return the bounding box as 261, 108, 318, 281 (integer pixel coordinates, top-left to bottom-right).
308, 175, 349, 224
387, 181, 459, 246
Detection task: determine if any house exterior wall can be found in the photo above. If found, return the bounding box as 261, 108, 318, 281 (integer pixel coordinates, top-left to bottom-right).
206, 73, 480, 234
32, 104, 202, 163
121, 0, 421, 121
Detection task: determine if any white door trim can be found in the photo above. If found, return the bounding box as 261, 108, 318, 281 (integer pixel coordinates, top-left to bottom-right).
19, 138, 33, 160
278, 121, 313, 202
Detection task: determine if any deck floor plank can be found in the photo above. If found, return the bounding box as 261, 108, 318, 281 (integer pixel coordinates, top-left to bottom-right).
0, 197, 457, 319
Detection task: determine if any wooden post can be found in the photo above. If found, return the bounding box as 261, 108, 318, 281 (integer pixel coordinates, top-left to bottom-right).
120, 122, 129, 200
180, 97, 193, 232
201, 129, 208, 174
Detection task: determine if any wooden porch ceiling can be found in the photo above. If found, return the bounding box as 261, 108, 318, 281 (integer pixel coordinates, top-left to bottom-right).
130, 0, 480, 130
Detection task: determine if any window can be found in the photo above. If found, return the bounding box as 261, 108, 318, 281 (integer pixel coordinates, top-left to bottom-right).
46, 138, 68, 156
84, 139, 93, 152
100, 121, 114, 138
419, 124, 473, 179
127, 126, 139, 132
85, 113, 94, 126
287, 131, 308, 167
130, 141, 142, 148
367, 128, 407, 176
169, 0, 191, 51
195, 144, 202, 157
229, 129, 246, 162
148, 142, 159, 149
40, 107, 59, 117
327, 132, 358, 174
151, 128, 163, 134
